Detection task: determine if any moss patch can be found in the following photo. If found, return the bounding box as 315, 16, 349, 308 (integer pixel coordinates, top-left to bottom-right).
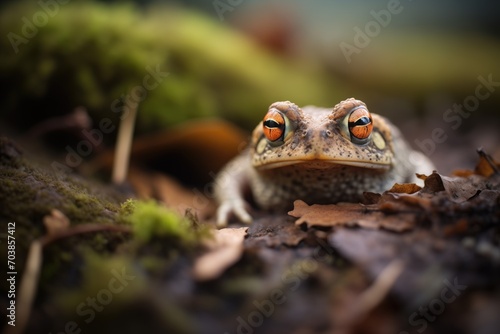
0, 137, 129, 276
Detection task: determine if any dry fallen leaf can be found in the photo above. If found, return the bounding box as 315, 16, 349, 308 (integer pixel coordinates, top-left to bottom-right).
439, 174, 489, 202
127, 167, 216, 220
421, 170, 494, 203
453, 149, 500, 177
475, 149, 500, 177
387, 183, 422, 194
420, 171, 446, 193
289, 151, 500, 233
245, 215, 308, 247
89, 119, 248, 186
193, 227, 247, 281
288, 200, 415, 232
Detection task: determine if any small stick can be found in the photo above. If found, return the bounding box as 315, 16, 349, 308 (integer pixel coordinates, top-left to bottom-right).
112, 98, 139, 184
333, 259, 404, 333
354, 259, 404, 316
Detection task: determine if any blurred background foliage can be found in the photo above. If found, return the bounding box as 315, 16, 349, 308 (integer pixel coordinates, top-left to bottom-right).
0, 0, 499, 169
0, 1, 345, 133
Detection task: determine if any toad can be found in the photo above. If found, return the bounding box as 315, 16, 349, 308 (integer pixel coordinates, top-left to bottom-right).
215, 98, 434, 227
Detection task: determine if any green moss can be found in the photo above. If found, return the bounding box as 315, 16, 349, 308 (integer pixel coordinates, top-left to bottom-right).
123, 200, 203, 246
120, 198, 136, 216
0, 137, 130, 278
56, 253, 144, 311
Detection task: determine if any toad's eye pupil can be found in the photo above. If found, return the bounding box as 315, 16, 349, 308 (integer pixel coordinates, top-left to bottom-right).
264, 119, 281, 128
352, 116, 370, 126
263, 110, 286, 142
348, 108, 373, 141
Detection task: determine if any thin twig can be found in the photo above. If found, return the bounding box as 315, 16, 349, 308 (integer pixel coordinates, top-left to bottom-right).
354, 259, 404, 316
335, 259, 405, 333
41, 224, 132, 247
25, 107, 92, 139
112, 98, 139, 184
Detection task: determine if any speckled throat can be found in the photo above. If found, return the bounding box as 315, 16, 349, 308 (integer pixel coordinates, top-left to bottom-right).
247, 162, 404, 211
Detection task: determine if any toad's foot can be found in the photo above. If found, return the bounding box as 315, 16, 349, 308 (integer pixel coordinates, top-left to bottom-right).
216, 199, 252, 228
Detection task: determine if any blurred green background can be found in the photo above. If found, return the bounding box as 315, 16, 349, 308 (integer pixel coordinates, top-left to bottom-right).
0, 0, 499, 172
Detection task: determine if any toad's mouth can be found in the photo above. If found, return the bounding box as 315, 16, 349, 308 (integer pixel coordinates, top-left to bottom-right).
255, 158, 391, 170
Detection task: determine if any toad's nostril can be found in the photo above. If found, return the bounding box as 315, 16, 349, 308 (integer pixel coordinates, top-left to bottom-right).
321, 129, 333, 139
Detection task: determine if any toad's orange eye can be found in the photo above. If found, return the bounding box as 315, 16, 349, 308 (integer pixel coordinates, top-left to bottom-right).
263, 110, 286, 142
348, 108, 373, 141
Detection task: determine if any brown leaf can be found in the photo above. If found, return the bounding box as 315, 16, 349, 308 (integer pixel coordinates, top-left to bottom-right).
452, 149, 500, 177
421, 171, 446, 193
193, 227, 247, 281
43, 209, 70, 235
288, 200, 415, 232
90, 119, 248, 187
387, 183, 422, 194
127, 167, 216, 220
440, 174, 489, 202
362, 192, 381, 205
377, 192, 433, 213
475, 149, 500, 177
452, 169, 474, 178
245, 215, 308, 247
417, 169, 492, 203
416, 173, 428, 181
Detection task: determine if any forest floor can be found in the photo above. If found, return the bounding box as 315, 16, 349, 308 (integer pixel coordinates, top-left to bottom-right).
1, 134, 500, 334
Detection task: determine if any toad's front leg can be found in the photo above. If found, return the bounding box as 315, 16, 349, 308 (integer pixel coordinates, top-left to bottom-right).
214, 154, 253, 228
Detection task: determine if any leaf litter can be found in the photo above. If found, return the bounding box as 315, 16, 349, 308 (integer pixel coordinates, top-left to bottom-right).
12, 121, 500, 334
290, 150, 500, 234
286, 150, 500, 315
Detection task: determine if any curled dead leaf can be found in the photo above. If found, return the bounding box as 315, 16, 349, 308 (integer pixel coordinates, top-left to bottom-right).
288, 200, 415, 232
378, 192, 433, 212
89, 119, 248, 187
439, 174, 489, 202
475, 149, 500, 177
387, 183, 422, 194
245, 215, 308, 247
421, 171, 446, 193
127, 167, 216, 220
453, 149, 500, 177
193, 227, 247, 281
420, 169, 493, 203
